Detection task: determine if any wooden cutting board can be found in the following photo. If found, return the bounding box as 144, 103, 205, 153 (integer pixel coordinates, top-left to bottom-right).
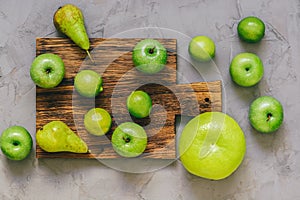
35, 38, 222, 159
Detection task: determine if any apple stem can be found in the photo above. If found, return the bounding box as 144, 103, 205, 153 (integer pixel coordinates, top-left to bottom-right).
86, 50, 95, 63
45, 67, 53, 74
149, 47, 156, 54
13, 141, 19, 146
267, 113, 272, 122
123, 136, 131, 143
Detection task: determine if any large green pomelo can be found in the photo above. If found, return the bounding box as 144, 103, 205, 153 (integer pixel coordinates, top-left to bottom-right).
179, 112, 246, 180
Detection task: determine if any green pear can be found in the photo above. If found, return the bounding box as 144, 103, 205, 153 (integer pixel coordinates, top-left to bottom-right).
53, 4, 93, 61
36, 121, 88, 153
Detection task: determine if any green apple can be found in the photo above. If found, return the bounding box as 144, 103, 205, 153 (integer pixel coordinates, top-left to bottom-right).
127, 90, 152, 118
74, 70, 103, 98
132, 39, 167, 74
84, 108, 112, 136
188, 35, 215, 62
249, 96, 284, 133
111, 122, 147, 158
30, 53, 65, 88
238, 16, 265, 43
230, 52, 264, 87
0, 126, 32, 160
179, 112, 246, 180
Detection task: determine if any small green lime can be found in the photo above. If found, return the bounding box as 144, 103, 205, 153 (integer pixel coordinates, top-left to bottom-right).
84, 108, 112, 136
237, 16, 265, 43
188, 36, 215, 62
127, 90, 152, 118
74, 70, 103, 98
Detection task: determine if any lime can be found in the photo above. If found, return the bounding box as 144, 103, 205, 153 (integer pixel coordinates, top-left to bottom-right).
74, 70, 103, 98
179, 112, 246, 180
84, 108, 112, 136
127, 90, 152, 118
188, 36, 215, 62
237, 16, 265, 43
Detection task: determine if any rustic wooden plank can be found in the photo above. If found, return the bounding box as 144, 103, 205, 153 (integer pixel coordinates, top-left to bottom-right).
35, 38, 222, 159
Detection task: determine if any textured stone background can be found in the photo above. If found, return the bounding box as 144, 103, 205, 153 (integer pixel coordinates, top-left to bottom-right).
0, 0, 299, 199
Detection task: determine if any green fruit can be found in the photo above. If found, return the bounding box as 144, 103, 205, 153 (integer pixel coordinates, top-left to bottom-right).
111, 122, 147, 158
74, 70, 103, 98
230, 52, 264, 87
36, 121, 88, 153
127, 90, 152, 118
188, 35, 215, 62
132, 39, 167, 74
237, 16, 265, 43
249, 96, 284, 133
53, 4, 92, 60
30, 53, 65, 88
179, 112, 246, 180
0, 126, 33, 161
84, 108, 112, 136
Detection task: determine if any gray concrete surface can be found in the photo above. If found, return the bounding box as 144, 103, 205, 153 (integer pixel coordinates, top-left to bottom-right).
0, 0, 299, 199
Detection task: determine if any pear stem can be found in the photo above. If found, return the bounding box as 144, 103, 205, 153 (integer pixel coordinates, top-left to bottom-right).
86, 50, 95, 63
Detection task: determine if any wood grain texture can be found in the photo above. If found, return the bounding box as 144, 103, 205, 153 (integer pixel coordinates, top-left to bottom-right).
35, 38, 222, 159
